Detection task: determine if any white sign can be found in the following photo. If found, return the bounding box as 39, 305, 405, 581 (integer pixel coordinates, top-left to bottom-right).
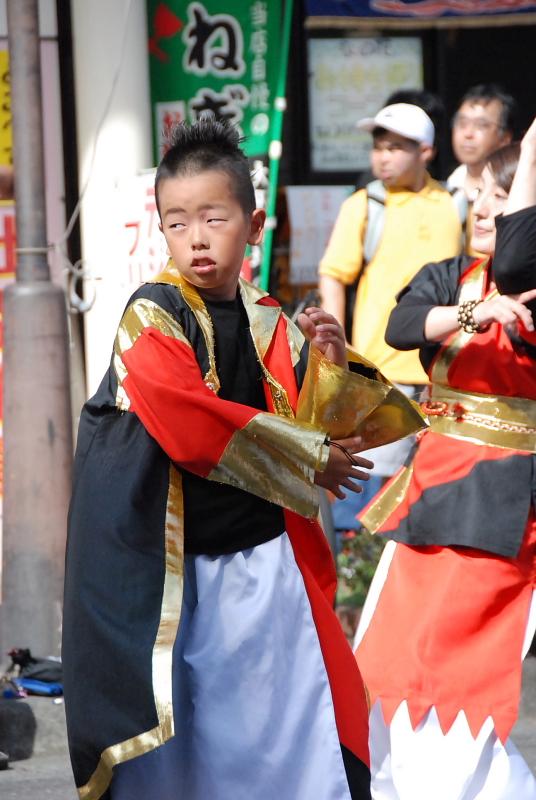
308, 37, 423, 172
119, 171, 168, 289
83, 172, 169, 397
286, 185, 353, 285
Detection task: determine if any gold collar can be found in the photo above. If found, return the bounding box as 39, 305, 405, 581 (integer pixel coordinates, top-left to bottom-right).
151, 262, 300, 417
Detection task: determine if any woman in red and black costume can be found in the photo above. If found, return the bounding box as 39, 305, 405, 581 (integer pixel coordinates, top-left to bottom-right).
354, 120, 536, 799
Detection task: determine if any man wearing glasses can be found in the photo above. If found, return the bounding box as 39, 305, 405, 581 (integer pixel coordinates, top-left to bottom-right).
447, 85, 517, 254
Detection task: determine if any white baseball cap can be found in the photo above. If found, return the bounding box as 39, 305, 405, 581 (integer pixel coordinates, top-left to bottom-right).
357, 103, 435, 146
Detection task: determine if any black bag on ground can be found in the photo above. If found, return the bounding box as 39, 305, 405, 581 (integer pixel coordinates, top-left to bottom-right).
7, 647, 62, 683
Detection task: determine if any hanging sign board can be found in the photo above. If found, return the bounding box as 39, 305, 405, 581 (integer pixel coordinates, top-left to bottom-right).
308, 36, 423, 172
146, 0, 283, 160
286, 186, 353, 285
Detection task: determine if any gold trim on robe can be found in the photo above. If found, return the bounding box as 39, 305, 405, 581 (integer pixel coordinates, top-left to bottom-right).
241, 283, 282, 361
238, 280, 300, 416
78, 466, 185, 800
177, 278, 221, 394
360, 465, 415, 535
208, 413, 330, 519
297, 346, 390, 439
152, 261, 221, 392
297, 346, 428, 446
113, 298, 191, 411
153, 262, 304, 396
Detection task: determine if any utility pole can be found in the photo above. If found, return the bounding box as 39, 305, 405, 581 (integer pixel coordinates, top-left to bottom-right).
2, 0, 73, 656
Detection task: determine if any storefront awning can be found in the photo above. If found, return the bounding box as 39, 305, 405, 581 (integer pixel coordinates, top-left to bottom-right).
306, 0, 536, 29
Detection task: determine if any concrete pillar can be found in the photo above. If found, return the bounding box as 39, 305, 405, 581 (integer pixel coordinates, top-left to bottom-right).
1, 0, 72, 658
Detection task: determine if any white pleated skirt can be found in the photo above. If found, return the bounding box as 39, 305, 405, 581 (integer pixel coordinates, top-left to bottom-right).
367, 700, 536, 800
111, 533, 352, 800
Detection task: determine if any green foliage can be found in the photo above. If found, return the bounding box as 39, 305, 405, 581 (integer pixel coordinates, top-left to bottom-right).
336, 530, 385, 608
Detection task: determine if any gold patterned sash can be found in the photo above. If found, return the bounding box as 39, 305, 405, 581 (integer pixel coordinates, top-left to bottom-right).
422, 384, 536, 452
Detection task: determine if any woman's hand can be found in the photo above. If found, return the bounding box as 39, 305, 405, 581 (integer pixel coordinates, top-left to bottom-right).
314, 436, 374, 500
298, 307, 347, 368
473, 289, 536, 333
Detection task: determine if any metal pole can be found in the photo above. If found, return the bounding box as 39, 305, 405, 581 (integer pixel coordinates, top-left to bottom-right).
259, 0, 294, 291
7, 0, 49, 282
1, 0, 73, 657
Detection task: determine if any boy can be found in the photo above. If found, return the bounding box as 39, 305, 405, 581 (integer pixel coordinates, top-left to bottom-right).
319, 103, 462, 487
62, 117, 373, 800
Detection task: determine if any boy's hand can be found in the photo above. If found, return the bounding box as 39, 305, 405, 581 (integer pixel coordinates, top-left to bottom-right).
298, 307, 347, 368
314, 436, 374, 500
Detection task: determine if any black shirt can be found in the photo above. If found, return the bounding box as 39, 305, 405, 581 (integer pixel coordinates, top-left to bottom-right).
182, 294, 286, 554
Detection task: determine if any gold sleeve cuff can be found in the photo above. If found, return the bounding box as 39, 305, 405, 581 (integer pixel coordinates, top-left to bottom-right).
296, 346, 427, 448
208, 413, 329, 519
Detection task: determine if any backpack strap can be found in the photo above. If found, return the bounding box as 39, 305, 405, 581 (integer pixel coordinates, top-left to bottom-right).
443, 183, 469, 250
363, 180, 468, 268
446, 184, 468, 227
343, 180, 385, 341
363, 179, 386, 265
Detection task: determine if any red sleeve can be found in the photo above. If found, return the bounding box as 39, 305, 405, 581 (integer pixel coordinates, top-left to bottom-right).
121, 326, 258, 477
114, 298, 328, 518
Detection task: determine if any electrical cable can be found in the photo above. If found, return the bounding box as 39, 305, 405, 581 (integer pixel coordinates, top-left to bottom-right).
53, 0, 134, 314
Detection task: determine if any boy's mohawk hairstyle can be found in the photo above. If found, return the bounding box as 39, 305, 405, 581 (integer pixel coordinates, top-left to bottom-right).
163, 111, 241, 157
155, 111, 256, 216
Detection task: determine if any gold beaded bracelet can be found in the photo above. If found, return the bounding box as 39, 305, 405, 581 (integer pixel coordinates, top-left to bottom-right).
457, 299, 485, 333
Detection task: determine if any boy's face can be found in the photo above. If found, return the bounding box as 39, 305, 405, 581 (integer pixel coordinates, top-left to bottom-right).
370, 131, 431, 191
158, 170, 265, 301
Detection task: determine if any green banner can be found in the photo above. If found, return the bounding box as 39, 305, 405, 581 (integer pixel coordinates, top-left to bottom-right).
146, 1, 282, 162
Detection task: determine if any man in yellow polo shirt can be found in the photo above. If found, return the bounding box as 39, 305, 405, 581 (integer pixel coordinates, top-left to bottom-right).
319, 103, 462, 482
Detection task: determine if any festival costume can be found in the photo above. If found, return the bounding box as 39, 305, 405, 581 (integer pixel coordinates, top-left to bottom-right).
63, 265, 380, 800
354, 216, 536, 799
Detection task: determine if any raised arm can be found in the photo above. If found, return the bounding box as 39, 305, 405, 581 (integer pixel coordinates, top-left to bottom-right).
503, 117, 536, 216
385, 257, 467, 349
493, 118, 536, 297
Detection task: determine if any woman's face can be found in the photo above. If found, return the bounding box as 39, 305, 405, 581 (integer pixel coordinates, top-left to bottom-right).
470, 165, 509, 256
